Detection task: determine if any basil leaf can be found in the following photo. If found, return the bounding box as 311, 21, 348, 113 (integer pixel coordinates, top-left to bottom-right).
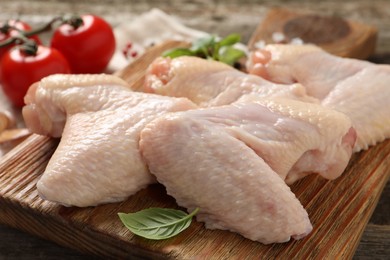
218, 46, 246, 66
190, 35, 216, 56
118, 207, 199, 240
163, 48, 195, 58
219, 33, 241, 47
161, 34, 247, 66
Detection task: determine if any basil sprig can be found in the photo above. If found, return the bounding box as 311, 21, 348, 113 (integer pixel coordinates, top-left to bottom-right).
118, 207, 199, 240
163, 34, 246, 66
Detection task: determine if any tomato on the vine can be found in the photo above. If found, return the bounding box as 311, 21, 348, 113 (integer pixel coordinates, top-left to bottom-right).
0, 20, 42, 61
51, 15, 115, 74
0, 45, 70, 107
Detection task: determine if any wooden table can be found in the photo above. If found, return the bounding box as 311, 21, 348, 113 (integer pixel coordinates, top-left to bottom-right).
0, 0, 389, 259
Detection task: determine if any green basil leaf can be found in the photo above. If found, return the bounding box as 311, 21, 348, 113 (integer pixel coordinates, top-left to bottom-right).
160, 34, 246, 67
118, 207, 199, 240
190, 35, 216, 55
219, 33, 241, 47
218, 46, 246, 66
162, 48, 196, 58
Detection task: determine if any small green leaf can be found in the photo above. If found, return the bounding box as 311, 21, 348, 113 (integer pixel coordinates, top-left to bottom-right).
160, 33, 247, 67
190, 35, 216, 53
118, 207, 199, 240
162, 48, 196, 58
218, 46, 246, 66
219, 33, 241, 47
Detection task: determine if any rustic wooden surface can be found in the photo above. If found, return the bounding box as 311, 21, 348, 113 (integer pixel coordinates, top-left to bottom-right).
0, 0, 389, 259
247, 8, 378, 59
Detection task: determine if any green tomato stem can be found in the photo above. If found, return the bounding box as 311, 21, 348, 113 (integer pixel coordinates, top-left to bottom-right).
61, 14, 84, 29
18, 39, 39, 56
0, 14, 83, 49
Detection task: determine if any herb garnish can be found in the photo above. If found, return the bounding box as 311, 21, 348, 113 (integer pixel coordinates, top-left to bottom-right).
118, 207, 199, 240
163, 34, 246, 66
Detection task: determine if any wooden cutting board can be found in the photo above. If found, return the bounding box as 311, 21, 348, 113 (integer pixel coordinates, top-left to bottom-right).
0, 12, 389, 259
247, 8, 378, 59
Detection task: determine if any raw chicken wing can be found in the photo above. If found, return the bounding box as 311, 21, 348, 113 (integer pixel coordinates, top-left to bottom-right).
247, 44, 390, 151
145, 56, 316, 107
23, 74, 196, 207
140, 97, 356, 243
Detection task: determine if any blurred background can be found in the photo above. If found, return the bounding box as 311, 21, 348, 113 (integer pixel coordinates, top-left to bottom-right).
1, 0, 390, 55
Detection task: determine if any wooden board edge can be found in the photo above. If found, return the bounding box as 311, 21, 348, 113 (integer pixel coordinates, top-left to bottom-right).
0, 197, 168, 259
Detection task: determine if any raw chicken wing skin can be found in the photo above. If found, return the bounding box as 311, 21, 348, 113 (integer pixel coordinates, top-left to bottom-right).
247, 44, 390, 151
145, 56, 316, 107
140, 97, 355, 243
321, 66, 390, 151
234, 95, 356, 183
23, 74, 196, 207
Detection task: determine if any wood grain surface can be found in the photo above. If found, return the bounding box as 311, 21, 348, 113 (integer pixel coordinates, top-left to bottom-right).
0, 0, 389, 259
247, 8, 378, 59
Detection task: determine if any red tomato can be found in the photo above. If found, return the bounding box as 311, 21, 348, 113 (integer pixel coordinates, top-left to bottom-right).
50, 15, 115, 74
0, 20, 42, 61
0, 46, 70, 107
